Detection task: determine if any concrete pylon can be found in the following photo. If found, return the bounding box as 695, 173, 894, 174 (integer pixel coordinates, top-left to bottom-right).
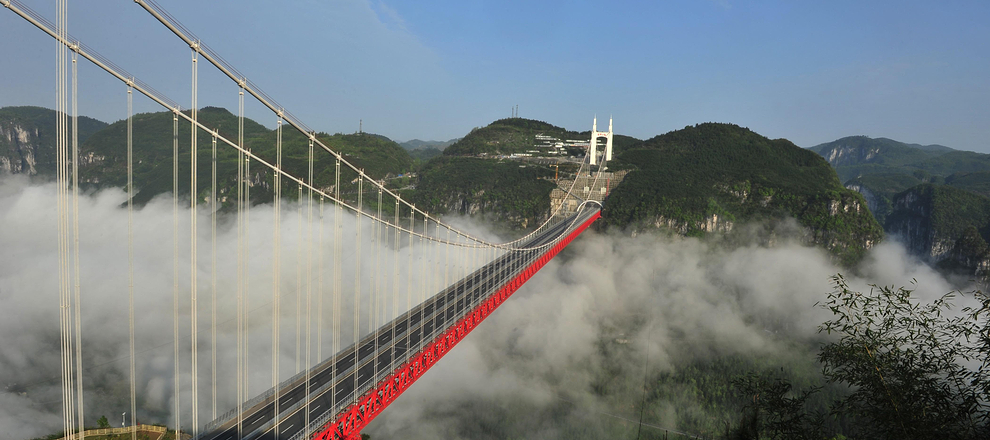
589, 115, 613, 165
589, 116, 598, 165
605, 117, 614, 161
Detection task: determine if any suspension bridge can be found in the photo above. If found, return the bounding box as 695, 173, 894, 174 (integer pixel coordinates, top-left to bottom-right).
3, 1, 612, 439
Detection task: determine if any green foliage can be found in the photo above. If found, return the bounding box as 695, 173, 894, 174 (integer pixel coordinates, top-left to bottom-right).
443, 117, 592, 156
413, 156, 555, 227
97, 415, 111, 429
728, 275, 990, 439
810, 136, 953, 180
815, 275, 990, 439
728, 372, 824, 440
844, 173, 924, 224
77, 107, 412, 207
408, 146, 442, 162
957, 226, 989, 259
886, 184, 990, 249
946, 171, 990, 198
602, 123, 882, 264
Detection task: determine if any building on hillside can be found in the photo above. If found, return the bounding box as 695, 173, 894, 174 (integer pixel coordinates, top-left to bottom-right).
550, 170, 628, 215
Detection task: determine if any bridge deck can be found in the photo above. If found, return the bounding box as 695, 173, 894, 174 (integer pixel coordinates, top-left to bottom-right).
196, 209, 599, 440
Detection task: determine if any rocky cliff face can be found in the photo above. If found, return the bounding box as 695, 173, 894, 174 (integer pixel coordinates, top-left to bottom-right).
429, 191, 548, 229
0, 121, 42, 175
0, 106, 108, 178
886, 184, 990, 284
820, 144, 883, 167
845, 183, 881, 216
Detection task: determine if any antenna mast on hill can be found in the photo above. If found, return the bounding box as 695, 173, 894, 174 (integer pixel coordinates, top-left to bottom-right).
359, 119, 362, 134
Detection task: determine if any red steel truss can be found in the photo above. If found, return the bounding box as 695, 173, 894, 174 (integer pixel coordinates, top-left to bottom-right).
313, 211, 601, 440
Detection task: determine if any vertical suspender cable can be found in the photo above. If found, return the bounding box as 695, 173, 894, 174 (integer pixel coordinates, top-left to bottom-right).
391, 197, 399, 371
331, 159, 341, 411
190, 46, 199, 438
296, 185, 303, 374
244, 117, 251, 398
55, 3, 75, 437
373, 188, 381, 381
406, 210, 413, 314
236, 86, 244, 440
423, 217, 430, 313
172, 109, 181, 439
317, 195, 324, 361
127, 84, 137, 440
272, 114, 283, 434
353, 175, 363, 398
71, 47, 85, 440
433, 222, 441, 301
444, 228, 450, 292
407, 211, 414, 358
211, 131, 218, 420
420, 216, 427, 351
305, 136, 314, 434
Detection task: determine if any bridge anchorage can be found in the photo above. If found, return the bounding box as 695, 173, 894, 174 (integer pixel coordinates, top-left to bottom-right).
5, 1, 611, 439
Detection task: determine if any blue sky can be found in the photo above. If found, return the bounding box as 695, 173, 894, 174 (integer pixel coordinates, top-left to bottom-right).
1, 0, 988, 151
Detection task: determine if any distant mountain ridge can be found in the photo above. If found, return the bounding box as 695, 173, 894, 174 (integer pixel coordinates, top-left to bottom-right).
603, 123, 882, 264
810, 136, 958, 180
811, 135, 990, 283
399, 138, 459, 151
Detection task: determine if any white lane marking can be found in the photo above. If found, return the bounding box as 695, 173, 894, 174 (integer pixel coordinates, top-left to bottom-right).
282, 424, 294, 433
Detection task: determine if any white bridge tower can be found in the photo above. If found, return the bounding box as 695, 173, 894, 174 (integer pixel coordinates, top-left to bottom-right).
589, 116, 613, 166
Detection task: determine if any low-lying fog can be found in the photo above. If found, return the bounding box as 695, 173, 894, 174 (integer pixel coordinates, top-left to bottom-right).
0, 177, 973, 439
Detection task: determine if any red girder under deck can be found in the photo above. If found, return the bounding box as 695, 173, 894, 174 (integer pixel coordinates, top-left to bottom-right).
313, 211, 601, 440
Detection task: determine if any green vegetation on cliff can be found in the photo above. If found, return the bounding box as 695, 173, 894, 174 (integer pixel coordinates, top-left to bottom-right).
0, 106, 108, 176
78, 107, 412, 205
885, 184, 990, 270
810, 136, 954, 181
413, 156, 556, 228
603, 123, 883, 263
444, 117, 641, 158
813, 135, 990, 280
444, 118, 580, 156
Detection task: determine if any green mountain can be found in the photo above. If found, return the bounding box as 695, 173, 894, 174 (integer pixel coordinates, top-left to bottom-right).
603, 123, 883, 264
945, 171, 990, 198
885, 184, 990, 276
810, 136, 955, 181
78, 106, 413, 205
408, 147, 442, 161
0, 106, 108, 176
443, 118, 576, 156
443, 117, 641, 158
811, 135, 990, 220
810, 135, 990, 281
399, 138, 459, 151
412, 156, 556, 228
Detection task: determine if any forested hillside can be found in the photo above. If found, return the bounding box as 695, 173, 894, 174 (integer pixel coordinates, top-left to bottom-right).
603, 123, 883, 264
412, 156, 556, 228
443, 118, 580, 156
77, 106, 413, 205
0, 106, 108, 176
811, 135, 990, 281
